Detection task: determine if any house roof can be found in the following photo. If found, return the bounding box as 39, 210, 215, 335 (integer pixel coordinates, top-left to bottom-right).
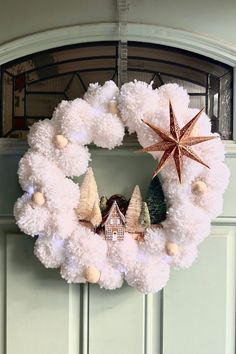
101, 201, 126, 226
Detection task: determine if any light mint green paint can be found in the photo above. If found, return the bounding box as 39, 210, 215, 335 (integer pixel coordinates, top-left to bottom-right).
163, 226, 236, 354
1, 23, 236, 66
0, 0, 236, 47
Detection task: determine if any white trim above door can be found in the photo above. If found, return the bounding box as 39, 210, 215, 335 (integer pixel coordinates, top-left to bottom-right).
0, 23, 236, 66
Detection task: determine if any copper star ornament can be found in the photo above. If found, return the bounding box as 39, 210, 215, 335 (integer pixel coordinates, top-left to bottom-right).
140, 101, 218, 183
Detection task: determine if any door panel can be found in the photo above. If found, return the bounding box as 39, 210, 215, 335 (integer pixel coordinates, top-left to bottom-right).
163, 225, 235, 354
5, 233, 72, 354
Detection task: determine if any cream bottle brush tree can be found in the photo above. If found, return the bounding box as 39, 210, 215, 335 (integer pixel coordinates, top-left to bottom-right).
139, 201, 151, 229
90, 199, 102, 227
76, 167, 101, 223
125, 185, 144, 233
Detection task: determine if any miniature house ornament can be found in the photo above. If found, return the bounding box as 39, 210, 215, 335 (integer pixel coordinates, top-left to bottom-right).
14, 80, 230, 294
102, 201, 126, 241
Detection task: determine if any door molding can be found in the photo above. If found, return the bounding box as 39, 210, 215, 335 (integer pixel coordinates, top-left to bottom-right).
0, 139, 236, 156
0, 23, 236, 66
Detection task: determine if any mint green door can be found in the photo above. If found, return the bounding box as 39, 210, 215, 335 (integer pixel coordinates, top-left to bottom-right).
0, 139, 235, 354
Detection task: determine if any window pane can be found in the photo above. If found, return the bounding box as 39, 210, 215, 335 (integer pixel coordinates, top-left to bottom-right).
1, 42, 233, 139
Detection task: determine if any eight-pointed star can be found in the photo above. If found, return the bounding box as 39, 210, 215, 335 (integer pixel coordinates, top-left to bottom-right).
140, 101, 217, 183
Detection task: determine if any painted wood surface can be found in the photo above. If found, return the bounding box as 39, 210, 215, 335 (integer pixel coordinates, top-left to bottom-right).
0, 140, 235, 354
1, 0, 236, 52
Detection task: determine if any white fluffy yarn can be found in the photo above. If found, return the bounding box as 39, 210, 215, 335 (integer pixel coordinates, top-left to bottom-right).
14, 81, 229, 293
107, 233, 139, 271
125, 256, 170, 294
67, 226, 107, 269
99, 262, 124, 290
14, 197, 51, 237
28, 118, 91, 176
84, 81, 119, 110
34, 235, 65, 268
52, 98, 95, 145
119, 80, 160, 133
92, 113, 125, 149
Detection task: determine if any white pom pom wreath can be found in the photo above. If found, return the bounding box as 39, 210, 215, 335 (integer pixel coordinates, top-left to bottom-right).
14, 81, 229, 293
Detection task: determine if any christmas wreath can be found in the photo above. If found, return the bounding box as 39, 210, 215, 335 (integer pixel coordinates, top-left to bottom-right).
14, 80, 229, 293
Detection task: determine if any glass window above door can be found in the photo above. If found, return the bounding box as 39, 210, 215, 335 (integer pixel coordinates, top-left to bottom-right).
0, 41, 233, 139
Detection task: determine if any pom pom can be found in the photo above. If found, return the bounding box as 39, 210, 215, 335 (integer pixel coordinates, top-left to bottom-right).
18, 150, 65, 191
126, 256, 170, 294
93, 113, 125, 149
67, 227, 107, 268
28, 119, 56, 153
143, 227, 166, 254
157, 83, 189, 120
119, 80, 160, 133
60, 256, 86, 283
84, 81, 119, 110
45, 210, 78, 239
108, 233, 139, 271
14, 195, 50, 237
34, 236, 65, 268
52, 98, 95, 145
162, 201, 212, 245
99, 263, 124, 290
53, 144, 90, 177
28, 119, 90, 177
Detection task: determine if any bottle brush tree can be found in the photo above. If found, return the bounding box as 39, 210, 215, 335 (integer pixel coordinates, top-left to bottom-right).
146, 175, 167, 224
126, 185, 143, 232
90, 200, 103, 227
139, 201, 151, 229
76, 167, 100, 221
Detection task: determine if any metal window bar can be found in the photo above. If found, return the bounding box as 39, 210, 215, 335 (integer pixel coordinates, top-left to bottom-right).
117, 0, 129, 88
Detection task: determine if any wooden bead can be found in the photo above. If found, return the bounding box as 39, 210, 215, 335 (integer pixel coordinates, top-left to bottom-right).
192, 180, 208, 195
32, 192, 45, 206
84, 266, 100, 284
165, 242, 179, 257
108, 99, 118, 114
54, 134, 68, 149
